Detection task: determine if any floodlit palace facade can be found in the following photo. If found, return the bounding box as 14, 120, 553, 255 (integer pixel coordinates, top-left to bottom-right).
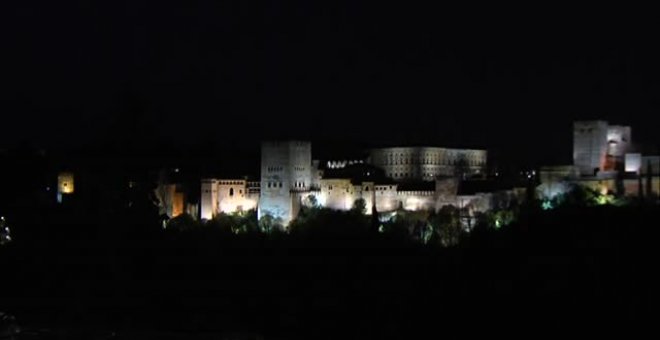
148, 120, 659, 227
198, 141, 508, 226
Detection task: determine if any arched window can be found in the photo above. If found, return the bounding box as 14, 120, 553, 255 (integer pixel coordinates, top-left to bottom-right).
229, 188, 234, 196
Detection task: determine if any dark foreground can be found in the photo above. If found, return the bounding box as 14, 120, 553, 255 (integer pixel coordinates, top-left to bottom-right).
1, 206, 657, 339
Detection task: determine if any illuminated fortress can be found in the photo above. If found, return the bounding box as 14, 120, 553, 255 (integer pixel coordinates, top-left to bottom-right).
197, 141, 515, 227
539, 120, 659, 201
156, 120, 658, 227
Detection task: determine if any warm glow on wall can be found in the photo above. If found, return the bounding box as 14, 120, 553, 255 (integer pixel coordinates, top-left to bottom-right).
172, 192, 185, 217
57, 172, 74, 194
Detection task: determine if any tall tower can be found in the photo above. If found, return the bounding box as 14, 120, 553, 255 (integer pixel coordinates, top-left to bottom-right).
200, 179, 218, 220
258, 141, 312, 226
573, 121, 609, 177
604, 125, 631, 171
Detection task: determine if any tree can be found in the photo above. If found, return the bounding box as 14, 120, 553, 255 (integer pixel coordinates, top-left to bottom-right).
351, 198, 367, 215
165, 213, 199, 232
430, 205, 462, 247
304, 194, 319, 208
370, 198, 380, 234
236, 209, 259, 234
259, 214, 283, 233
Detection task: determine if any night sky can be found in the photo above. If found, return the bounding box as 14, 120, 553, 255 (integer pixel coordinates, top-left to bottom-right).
3, 2, 659, 166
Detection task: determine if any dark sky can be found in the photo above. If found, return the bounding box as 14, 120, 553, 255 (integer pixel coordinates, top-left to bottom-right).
3, 2, 659, 165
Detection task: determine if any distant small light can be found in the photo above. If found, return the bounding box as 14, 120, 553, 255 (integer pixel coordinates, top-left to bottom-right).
46, 186, 51, 191
174, 168, 180, 173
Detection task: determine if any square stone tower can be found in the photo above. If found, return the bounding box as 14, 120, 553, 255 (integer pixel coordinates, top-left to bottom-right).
258, 141, 312, 226
200, 179, 219, 220
573, 121, 609, 177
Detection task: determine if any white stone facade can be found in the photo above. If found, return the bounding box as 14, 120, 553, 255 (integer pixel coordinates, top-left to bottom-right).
368, 147, 487, 181
625, 153, 642, 174
200, 179, 258, 220
573, 120, 609, 176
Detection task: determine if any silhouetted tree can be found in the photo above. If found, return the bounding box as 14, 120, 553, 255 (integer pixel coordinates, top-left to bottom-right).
165, 213, 199, 232
259, 214, 283, 233
615, 162, 625, 196
351, 198, 367, 215
370, 199, 380, 234
430, 205, 462, 247
304, 194, 319, 208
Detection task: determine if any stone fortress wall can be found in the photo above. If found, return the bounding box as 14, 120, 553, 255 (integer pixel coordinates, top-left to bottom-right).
194, 142, 532, 226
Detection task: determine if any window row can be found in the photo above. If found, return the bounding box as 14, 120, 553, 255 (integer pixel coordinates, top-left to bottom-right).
325, 185, 350, 193
266, 182, 283, 188
227, 188, 243, 196
384, 158, 484, 166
